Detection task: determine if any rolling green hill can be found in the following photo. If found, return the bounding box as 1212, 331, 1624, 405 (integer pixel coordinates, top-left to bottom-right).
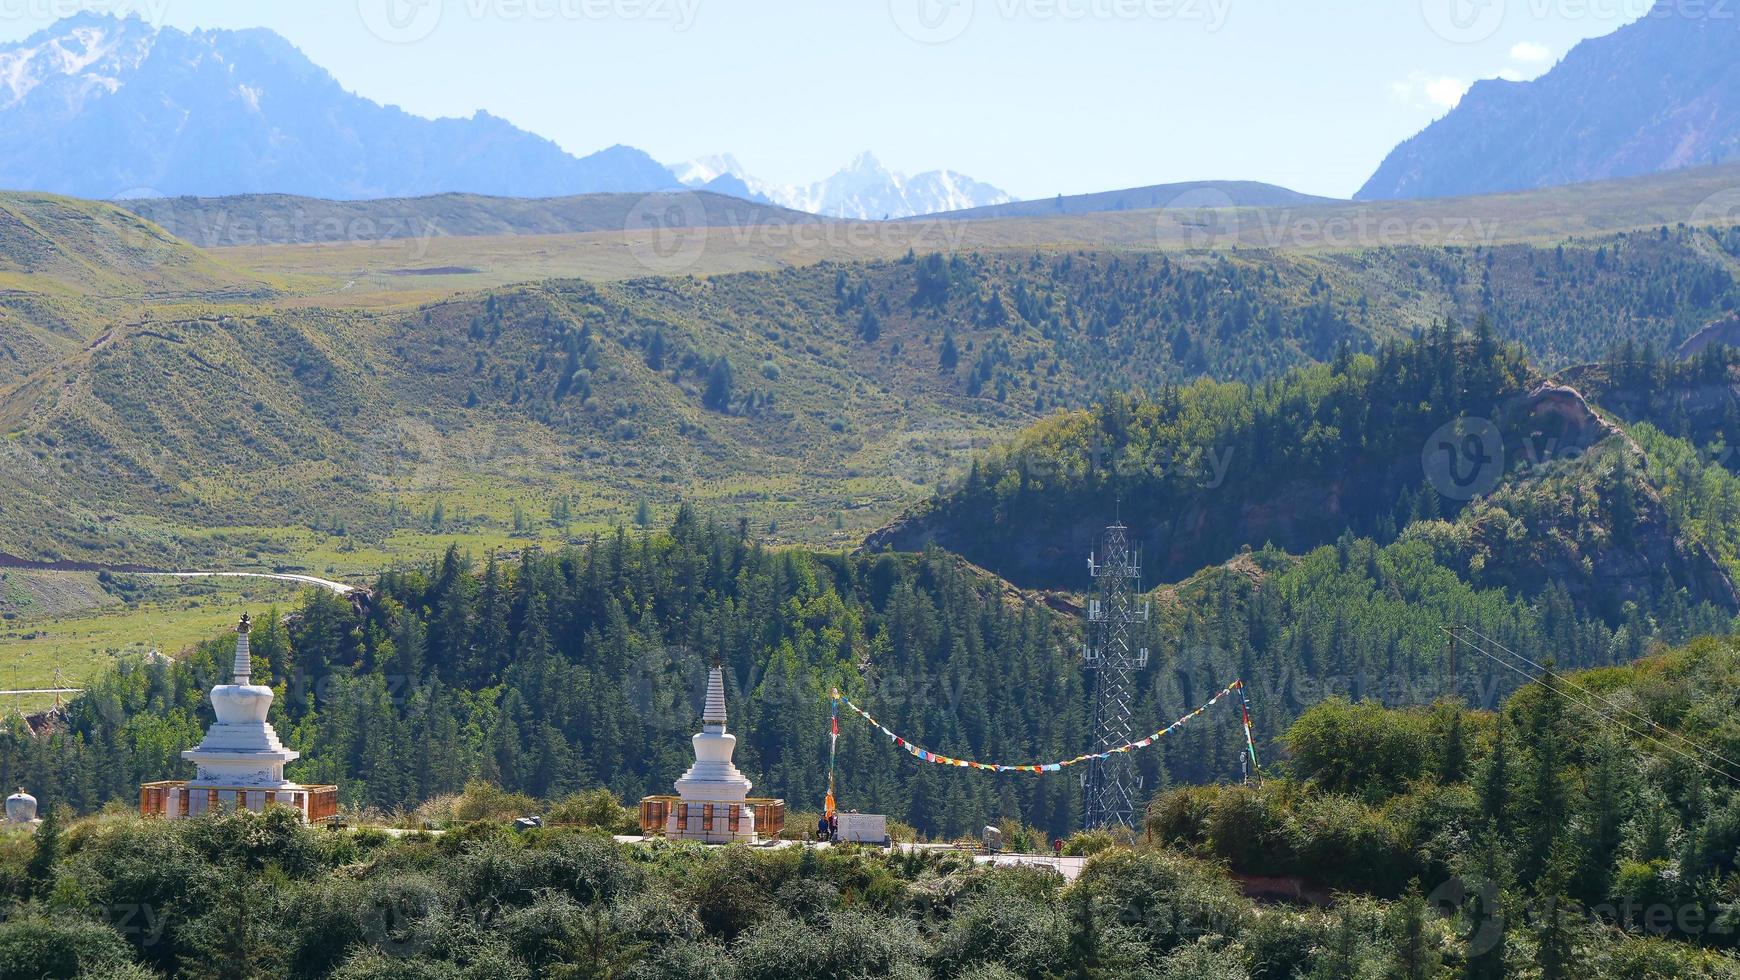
869, 330, 1738, 617
0, 192, 278, 385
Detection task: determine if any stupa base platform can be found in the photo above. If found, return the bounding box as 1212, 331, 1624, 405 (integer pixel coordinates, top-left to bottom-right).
638, 795, 784, 842
140, 780, 338, 823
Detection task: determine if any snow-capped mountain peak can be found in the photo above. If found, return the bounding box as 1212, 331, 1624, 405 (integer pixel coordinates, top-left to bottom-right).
669, 153, 751, 186
669, 150, 1013, 219
0, 13, 154, 109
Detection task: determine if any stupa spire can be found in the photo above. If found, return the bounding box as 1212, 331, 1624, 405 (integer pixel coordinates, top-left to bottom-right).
703, 655, 727, 731
232, 613, 253, 684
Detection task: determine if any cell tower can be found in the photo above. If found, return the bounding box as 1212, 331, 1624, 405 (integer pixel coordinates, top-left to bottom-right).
1080, 522, 1150, 831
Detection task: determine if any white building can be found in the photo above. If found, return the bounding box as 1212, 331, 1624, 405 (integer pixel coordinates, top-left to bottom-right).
140, 614, 336, 822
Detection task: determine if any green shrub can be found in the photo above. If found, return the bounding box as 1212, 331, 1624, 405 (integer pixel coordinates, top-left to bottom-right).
444, 832, 641, 911
1073, 849, 1251, 958
929, 891, 1066, 977
545, 788, 635, 833
1240, 908, 1332, 980
1202, 784, 1295, 873
734, 910, 927, 980
0, 916, 136, 980
330, 950, 465, 980
1287, 793, 1412, 896
450, 781, 540, 824
180, 806, 323, 876
56, 816, 214, 971
1060, 829, 1122, 857
280, 872, 446, 979
1283, 698, 1436, 800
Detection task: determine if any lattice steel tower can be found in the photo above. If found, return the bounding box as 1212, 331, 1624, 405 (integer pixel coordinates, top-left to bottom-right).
1081, 522, 1150, 831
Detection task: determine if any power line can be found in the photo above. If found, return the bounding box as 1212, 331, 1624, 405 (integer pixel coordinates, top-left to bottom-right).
1450, 624, 1740, 776
1443, 626, 1740, 784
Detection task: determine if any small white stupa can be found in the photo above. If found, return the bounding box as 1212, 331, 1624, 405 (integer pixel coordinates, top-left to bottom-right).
182, 612, 301, 797
5, 787, 38, 824
140, 614, 335, 822
666, 656, 757, 843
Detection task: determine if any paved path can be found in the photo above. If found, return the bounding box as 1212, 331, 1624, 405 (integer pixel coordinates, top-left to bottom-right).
145, 571, 359, 595
979, 854, 1088, 882
613, 836, 1086, 879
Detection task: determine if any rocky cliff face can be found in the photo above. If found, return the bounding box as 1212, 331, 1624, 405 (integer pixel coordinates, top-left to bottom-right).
1438, 384, 1738, 614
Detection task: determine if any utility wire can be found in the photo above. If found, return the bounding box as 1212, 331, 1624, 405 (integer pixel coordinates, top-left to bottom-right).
1450, 624, 1740, 776
1448, 628, 1740, 782
1443, 625, 1740, 784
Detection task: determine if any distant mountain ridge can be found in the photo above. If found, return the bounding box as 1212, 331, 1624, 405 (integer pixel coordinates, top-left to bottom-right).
671, 151, 1014, 219
918, 179, 1339, 220
0, 13, 680, 200
1359, 4, 1740, 200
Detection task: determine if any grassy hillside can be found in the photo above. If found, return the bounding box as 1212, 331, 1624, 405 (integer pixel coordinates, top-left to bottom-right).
3, 220, 1738, 572
0, 192, 279, 385
208, 161, 1740, 304
10, 341, 1738, 829
0, 571, 304, 712
121, 189, 820, 246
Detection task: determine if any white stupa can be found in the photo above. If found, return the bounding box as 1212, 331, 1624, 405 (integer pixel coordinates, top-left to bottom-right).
5, 787, 37, 824
666, 657, 757, 843
179, 614, 304, 809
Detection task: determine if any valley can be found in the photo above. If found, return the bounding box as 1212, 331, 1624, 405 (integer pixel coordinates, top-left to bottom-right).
2, 163, 1739, 704
6, 6, 1740, 976
178, 160, 1740, 305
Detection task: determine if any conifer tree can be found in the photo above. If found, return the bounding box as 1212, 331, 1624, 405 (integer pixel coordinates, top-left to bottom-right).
1478, 713, 1510, 837
703, 355, 734, 411
1386, 880, 1437, 980
25, 802, 59, 899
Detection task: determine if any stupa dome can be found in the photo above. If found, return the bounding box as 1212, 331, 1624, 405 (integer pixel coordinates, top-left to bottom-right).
5, 787, 37, 824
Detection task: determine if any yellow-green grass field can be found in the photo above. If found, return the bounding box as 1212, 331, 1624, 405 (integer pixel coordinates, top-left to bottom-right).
218, 162, 1740, 309
0, 573, 307, 715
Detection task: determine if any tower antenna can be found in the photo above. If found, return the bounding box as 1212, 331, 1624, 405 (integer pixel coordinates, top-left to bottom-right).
1081, 520, 1150, 831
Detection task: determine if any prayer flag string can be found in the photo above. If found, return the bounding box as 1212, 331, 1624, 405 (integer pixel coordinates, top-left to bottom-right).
829, 679, 1260, 777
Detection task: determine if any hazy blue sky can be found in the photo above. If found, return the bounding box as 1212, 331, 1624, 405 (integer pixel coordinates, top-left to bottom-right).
1, 0, 1654, 198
